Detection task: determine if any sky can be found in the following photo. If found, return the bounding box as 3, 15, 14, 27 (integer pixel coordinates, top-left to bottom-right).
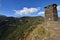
0, 0, 60, 17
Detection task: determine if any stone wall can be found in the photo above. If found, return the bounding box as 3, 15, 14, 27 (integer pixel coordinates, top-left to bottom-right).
45, 21, 60, 36
45, 4, 58, 22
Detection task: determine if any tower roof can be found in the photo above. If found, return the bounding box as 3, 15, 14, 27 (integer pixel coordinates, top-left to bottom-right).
45, 4, 57, 8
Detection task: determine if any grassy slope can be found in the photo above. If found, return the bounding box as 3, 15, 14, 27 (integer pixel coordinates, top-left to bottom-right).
24, 24, 51, 40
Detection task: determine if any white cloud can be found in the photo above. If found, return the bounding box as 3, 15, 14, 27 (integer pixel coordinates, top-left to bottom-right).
57, 6, 60, 17
14, 7, 40, 15
38, 11, 44, 15
57, 6, 60, 10
58, 12, 60, 17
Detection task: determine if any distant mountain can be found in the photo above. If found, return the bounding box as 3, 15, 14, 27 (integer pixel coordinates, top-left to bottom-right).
0, 15, 44, 40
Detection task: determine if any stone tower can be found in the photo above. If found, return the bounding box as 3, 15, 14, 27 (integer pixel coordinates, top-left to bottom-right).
45, 4, 58, 22
24, 4, 60, 40
44, 4, 60, 40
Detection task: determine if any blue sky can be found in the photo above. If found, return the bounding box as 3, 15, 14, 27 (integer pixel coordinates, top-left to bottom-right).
0, 0, 60, 17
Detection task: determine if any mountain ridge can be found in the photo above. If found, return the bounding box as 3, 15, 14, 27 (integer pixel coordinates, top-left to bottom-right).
0, 15, 44, 40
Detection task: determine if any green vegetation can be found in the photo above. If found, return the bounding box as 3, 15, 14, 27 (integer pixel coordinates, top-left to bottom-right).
0, 15, 44, 40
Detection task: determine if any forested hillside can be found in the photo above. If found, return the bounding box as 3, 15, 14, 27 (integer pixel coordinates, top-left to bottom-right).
0, 15, 44, 40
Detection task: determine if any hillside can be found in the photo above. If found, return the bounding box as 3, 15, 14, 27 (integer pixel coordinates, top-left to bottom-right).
24, 24, 51, 40
0, 15, 44, 40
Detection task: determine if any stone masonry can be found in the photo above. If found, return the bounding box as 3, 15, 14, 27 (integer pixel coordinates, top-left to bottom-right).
45, 4, 60, 40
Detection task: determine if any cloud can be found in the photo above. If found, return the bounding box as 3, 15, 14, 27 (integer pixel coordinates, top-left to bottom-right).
38, 11, 44, 15
57, 6, 60, 10
58, 12, 60, 17
56, 5, 60, 15
14, 7, 40, 15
